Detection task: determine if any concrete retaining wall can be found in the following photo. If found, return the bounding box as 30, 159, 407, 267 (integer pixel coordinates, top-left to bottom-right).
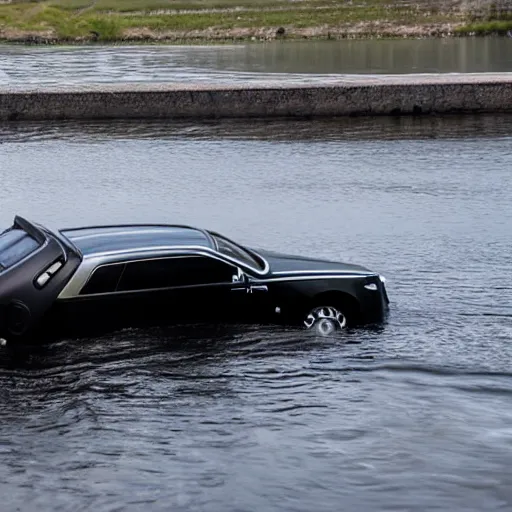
1, 74, 512, 121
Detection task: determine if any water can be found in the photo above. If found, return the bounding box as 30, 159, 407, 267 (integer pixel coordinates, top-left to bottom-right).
1, 114, 512, 510
0, 38, 512, 87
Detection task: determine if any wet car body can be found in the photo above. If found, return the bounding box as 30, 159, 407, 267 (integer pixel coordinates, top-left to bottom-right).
0, 216, 389, 344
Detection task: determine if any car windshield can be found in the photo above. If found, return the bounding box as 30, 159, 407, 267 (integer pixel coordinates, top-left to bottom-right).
210, 234, 264, 271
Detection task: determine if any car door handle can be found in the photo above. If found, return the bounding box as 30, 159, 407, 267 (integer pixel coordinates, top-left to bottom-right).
249, 285, 268, 293
231, 285, 268, 294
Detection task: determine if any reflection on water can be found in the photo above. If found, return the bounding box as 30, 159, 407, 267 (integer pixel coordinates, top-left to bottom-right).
1, 114, 512, 510
0, 38, 511, 87
2, 113, 512, 143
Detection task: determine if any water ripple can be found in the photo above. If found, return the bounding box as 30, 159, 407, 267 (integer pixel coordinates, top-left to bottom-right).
1, 40, 512, 88
1, 113, 512, 510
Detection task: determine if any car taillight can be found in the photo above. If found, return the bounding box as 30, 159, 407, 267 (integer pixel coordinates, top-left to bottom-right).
35, 260, 63, 289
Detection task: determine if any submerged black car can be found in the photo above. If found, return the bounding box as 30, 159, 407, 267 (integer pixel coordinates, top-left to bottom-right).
0, 216, 389, 345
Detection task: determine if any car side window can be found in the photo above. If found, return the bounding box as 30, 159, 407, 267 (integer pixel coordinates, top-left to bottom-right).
116, 255, 235, 292
80, 256, 236, 295
80, 264, 125, 295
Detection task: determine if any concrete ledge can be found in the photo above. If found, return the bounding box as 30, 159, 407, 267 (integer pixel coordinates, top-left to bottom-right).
1, 74, 512, 121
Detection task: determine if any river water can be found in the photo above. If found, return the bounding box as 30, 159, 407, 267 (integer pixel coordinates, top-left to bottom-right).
0, 37, 512, 86
1, 114, 512, 511
1, 40, 512, 511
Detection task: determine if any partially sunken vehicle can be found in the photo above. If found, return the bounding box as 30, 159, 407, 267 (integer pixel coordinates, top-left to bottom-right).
0, 216, 389, 345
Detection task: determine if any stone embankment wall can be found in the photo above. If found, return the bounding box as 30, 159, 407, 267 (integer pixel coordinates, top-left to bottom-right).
0, 74, 511, 121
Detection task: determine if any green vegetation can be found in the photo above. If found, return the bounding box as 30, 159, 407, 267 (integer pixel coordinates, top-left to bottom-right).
455, 19, 512, 34
455, 1, 512, 35
0, 0, 510, 43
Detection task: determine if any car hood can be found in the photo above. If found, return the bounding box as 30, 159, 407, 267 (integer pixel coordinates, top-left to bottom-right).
251, 248, 375, 277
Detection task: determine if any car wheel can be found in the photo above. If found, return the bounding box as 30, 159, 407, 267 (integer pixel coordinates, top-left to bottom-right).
303, 306, 347, 336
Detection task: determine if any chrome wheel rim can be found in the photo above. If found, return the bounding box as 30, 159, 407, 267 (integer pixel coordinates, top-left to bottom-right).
304, 306, 346, 334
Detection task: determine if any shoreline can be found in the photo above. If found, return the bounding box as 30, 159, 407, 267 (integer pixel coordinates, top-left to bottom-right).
1, 0, 511, 46
0, 25, 508, 45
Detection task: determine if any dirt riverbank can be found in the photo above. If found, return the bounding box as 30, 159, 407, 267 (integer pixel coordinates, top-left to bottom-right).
0, 0, 510, 44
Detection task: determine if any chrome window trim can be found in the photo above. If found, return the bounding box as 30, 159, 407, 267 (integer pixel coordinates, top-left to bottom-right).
253, 274, 376, 284
271, 269, 373, 276
61, 280, 237, 300
81, 245, 270, 275
58, 246, 269, 299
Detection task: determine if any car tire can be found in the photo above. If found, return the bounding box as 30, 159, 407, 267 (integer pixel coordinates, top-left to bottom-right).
303, 305, 347, 336
6, 301, 31, 336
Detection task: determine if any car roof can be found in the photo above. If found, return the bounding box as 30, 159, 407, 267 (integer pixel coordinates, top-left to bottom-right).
60, 224, 214, 257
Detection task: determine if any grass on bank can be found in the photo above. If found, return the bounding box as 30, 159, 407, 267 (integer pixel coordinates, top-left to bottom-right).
455, 19, 512, 35
9, 0, 461, 11
0, 0, 510, 41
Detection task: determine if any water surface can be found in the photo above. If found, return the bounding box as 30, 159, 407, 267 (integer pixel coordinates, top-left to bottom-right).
1, 38, 511, 87
1, 114, 512, 511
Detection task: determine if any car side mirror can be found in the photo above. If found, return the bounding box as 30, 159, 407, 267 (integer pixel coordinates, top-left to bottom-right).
232, 268, 246, 283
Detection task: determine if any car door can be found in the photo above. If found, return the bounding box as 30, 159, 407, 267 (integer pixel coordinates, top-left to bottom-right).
163, 256, 276, 325
55, 253, 274, 336
229, 269, 278, 324
114, 254, 244, 325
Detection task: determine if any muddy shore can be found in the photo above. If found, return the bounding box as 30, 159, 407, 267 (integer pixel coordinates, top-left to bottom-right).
0, 22, 472, 45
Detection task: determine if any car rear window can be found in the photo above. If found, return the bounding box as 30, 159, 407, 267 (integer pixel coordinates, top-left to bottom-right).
0, 228, 40, 271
